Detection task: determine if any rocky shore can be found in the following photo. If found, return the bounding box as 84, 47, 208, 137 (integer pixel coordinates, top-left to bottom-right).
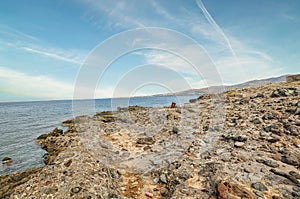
1, 81, 300, 199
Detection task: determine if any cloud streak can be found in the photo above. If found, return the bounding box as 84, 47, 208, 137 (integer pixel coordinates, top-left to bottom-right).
0, 24, 39, 42
0, 25, 87, 66
195, 0, 240, 65
21, 47, 84, 65
80, 0, 145, 30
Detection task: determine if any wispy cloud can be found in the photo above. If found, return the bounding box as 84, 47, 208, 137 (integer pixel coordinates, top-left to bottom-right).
138, 46, 280, 87
195, 0, 239, 65
150, 0, 175, 21
80, 0, 280, 86
80, 0, 145, 30
140, 51, 197, 75
128, 25, 279, 86
0, 24, 87, 65
133, 49, 217, 90
0, 24, 39, 41
21, 46, 85, 65
281, 13, 296, 21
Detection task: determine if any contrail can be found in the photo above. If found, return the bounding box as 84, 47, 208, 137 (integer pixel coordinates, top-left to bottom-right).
195, 0, 240, 65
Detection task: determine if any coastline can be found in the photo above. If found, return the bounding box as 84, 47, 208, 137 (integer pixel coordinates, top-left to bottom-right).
1, 81, 300, 198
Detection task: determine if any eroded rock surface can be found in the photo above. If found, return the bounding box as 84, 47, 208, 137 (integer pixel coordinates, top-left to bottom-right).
1, 81, 300, 199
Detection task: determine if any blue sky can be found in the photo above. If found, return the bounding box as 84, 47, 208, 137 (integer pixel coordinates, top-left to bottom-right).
0, 0, 299, 101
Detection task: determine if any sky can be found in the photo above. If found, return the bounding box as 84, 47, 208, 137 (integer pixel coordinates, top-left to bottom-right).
0, 0, 299, 101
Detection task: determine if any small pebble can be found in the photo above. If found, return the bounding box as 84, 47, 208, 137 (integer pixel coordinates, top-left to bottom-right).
159, 174, 167, 184
234, 142, 245, 148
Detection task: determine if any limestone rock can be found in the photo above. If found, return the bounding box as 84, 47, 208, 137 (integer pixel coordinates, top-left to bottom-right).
2, 81, 300, 199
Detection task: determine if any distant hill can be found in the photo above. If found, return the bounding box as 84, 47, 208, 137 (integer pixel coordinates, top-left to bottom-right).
155, 75, 287, 96
224, 75, 286, 90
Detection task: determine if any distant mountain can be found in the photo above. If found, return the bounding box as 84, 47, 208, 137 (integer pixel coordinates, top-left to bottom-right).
156, 75, 287, 96
225, 75, 286, 90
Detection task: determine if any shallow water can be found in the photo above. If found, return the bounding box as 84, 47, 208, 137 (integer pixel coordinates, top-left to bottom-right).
0, 94, 199, 175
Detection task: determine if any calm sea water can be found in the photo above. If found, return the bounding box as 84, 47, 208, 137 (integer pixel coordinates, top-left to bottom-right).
0, 94, 199, 175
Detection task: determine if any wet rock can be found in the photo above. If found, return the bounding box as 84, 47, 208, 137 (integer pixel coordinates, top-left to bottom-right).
60, 119, 74, 126
48, 128, 63, 137
36, 127, 71, 165
2, 157, 13, 165
251, 182, 268, 191
36, 134, 48, 140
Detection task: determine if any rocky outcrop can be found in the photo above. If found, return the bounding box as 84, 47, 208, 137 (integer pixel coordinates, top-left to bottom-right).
0, 168, 42, 198
1, 81, 300, 198
286, 74, 300, 82
36, 127, 70, 165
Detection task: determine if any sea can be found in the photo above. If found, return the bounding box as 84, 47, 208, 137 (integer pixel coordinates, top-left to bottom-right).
0, 94, 199, 175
